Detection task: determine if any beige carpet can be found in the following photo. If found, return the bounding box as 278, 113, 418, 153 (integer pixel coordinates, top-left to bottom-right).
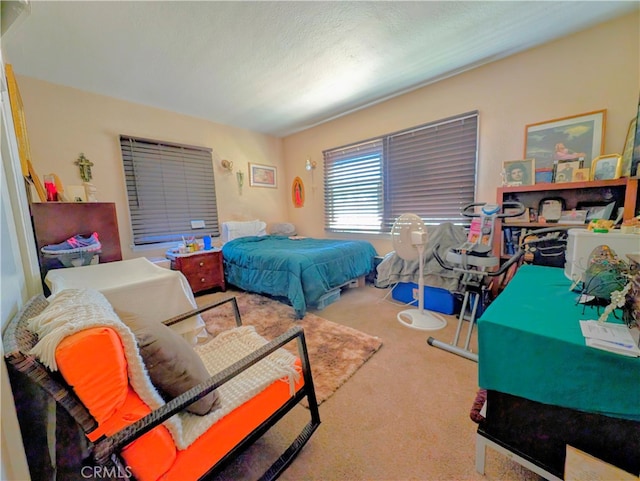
197, 286, 543, 481
200, 292, 383, 405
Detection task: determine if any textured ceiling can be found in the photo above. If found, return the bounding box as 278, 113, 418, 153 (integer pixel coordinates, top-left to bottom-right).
2, 1, 637, 137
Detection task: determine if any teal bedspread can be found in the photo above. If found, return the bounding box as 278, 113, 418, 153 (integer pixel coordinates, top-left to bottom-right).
222, 236, 377, 317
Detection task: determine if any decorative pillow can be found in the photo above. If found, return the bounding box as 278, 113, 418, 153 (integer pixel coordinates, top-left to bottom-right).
269, 223, 296, 236
221, 220, 267, 243
119, 312, 219, 416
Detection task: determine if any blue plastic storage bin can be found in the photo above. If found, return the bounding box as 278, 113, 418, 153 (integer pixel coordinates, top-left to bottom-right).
391, 282, 459, 315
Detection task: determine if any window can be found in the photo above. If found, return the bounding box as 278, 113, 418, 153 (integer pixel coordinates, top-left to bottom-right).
323, 111, 478, 233
120, 135, 219, 246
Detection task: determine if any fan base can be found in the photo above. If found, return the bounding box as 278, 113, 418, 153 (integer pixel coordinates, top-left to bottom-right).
397, 309, 447, 331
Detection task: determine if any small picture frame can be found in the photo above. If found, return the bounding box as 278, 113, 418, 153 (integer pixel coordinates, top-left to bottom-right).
591, 154, 622, 181
538, 197, 565, 223
66, 185, 87, 202
572, 168, 590, 182
553, 159, 582, 183
503, 159, 535, 186
577, 201, 617, 221
249, 163, 277, 188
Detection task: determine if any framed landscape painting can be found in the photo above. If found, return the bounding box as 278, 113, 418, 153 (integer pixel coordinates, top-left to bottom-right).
524, 110, 606, 170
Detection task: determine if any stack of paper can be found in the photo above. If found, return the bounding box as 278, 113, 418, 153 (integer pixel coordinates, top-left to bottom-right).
579, 321, 640, 357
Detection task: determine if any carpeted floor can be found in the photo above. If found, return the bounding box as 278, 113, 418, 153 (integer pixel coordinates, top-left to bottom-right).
200, 292, 383, 405
196, 285, 543, 481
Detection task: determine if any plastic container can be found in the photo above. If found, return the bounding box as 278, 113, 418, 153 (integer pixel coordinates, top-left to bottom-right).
565, 228, 640, 280
392, 282, 459, 315
313, 289, 340, 310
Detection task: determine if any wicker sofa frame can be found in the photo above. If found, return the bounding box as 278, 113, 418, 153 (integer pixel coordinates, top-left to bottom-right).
3, 294, 321, 480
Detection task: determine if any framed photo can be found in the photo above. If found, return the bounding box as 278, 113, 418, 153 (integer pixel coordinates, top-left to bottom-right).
553, 159, 582, 183
591, 154, 621, 181
249, 163, 277, 188
524, 110, 606, 170
538, 197, 565, 222
66, 185, 87, 202
503, 159, 535, 186
572, 168, 590, 182
577, 201, 616, 221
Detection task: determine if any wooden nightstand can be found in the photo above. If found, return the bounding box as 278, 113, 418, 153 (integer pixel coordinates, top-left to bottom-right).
168, 250, 225, 294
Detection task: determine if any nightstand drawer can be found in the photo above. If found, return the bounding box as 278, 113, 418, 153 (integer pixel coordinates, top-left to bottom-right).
170, 250, 225, 294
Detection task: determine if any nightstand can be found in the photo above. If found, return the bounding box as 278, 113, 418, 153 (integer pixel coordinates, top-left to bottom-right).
168, 249, 226, 294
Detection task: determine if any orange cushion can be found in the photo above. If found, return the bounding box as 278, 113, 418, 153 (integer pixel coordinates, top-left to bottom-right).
56, 327, 129, 423
56, 327, 177, 480
163, 360, 304, 481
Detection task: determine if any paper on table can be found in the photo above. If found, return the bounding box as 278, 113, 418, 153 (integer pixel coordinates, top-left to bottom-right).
580, 320, 640, 357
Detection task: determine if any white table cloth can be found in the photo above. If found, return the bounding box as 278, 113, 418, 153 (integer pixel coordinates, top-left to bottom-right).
45, 257, 206, 344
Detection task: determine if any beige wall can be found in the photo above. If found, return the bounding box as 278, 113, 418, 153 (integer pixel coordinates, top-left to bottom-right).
283, 12, 640, 255
17, 77, 289, 259
15, 11, 640, 260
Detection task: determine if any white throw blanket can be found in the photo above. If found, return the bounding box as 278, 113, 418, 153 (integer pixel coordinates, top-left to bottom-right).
28, 288, 299, 450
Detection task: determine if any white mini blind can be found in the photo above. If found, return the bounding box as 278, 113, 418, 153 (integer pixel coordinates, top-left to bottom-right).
323, 139, 384, 233
120, 135, 219, 245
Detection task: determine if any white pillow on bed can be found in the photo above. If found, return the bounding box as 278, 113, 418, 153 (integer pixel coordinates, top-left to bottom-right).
222, 220, 267, 243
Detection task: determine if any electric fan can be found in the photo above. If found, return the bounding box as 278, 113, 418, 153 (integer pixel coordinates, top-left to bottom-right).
391, 214, 447, 331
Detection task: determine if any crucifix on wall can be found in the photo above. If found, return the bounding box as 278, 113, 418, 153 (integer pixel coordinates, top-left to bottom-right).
75, 153, 94, 182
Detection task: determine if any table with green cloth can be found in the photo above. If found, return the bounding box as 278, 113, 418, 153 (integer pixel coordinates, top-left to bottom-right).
478, 264, 640, 422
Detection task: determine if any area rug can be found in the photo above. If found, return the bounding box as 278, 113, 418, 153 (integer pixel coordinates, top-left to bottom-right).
200, 292, 383, 405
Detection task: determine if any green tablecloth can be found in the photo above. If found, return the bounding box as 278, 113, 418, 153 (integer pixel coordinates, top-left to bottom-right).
478, 264, 640, 421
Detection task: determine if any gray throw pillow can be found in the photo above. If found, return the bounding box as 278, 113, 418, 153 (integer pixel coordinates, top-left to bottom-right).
118, 312, 218, 416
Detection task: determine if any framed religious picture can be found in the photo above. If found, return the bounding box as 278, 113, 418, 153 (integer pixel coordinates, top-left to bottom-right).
525, 110, 606, 171
292, 176, 305, 207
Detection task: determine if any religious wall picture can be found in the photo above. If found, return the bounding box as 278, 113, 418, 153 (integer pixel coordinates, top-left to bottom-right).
524, 110, 606, 171
249, 163, 277, 188
292, 176, 305, 208
502, 159, 535, 186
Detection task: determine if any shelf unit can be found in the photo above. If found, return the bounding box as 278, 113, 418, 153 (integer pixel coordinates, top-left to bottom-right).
494, 177, 639, 258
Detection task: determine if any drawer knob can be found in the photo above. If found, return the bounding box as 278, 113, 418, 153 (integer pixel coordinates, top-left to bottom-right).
201, 278, 206, 283
199, 261, 204, 267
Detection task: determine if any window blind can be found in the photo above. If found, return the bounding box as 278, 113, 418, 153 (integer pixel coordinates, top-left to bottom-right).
323, 139, 384, 233
120, 135, 219, 245
383, 112, 478, 229
323, 112, 478, 234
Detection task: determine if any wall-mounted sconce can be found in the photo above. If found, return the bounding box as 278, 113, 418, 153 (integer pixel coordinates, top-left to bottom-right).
221, 159, 234, 172
305, 158, 317, 171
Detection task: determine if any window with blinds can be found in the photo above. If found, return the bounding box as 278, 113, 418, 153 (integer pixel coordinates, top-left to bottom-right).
323, 111, 478, 234
120, 135, 219, 246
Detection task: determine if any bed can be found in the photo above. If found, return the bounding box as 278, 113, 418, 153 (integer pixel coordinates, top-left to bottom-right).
222, 235, 377, 317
